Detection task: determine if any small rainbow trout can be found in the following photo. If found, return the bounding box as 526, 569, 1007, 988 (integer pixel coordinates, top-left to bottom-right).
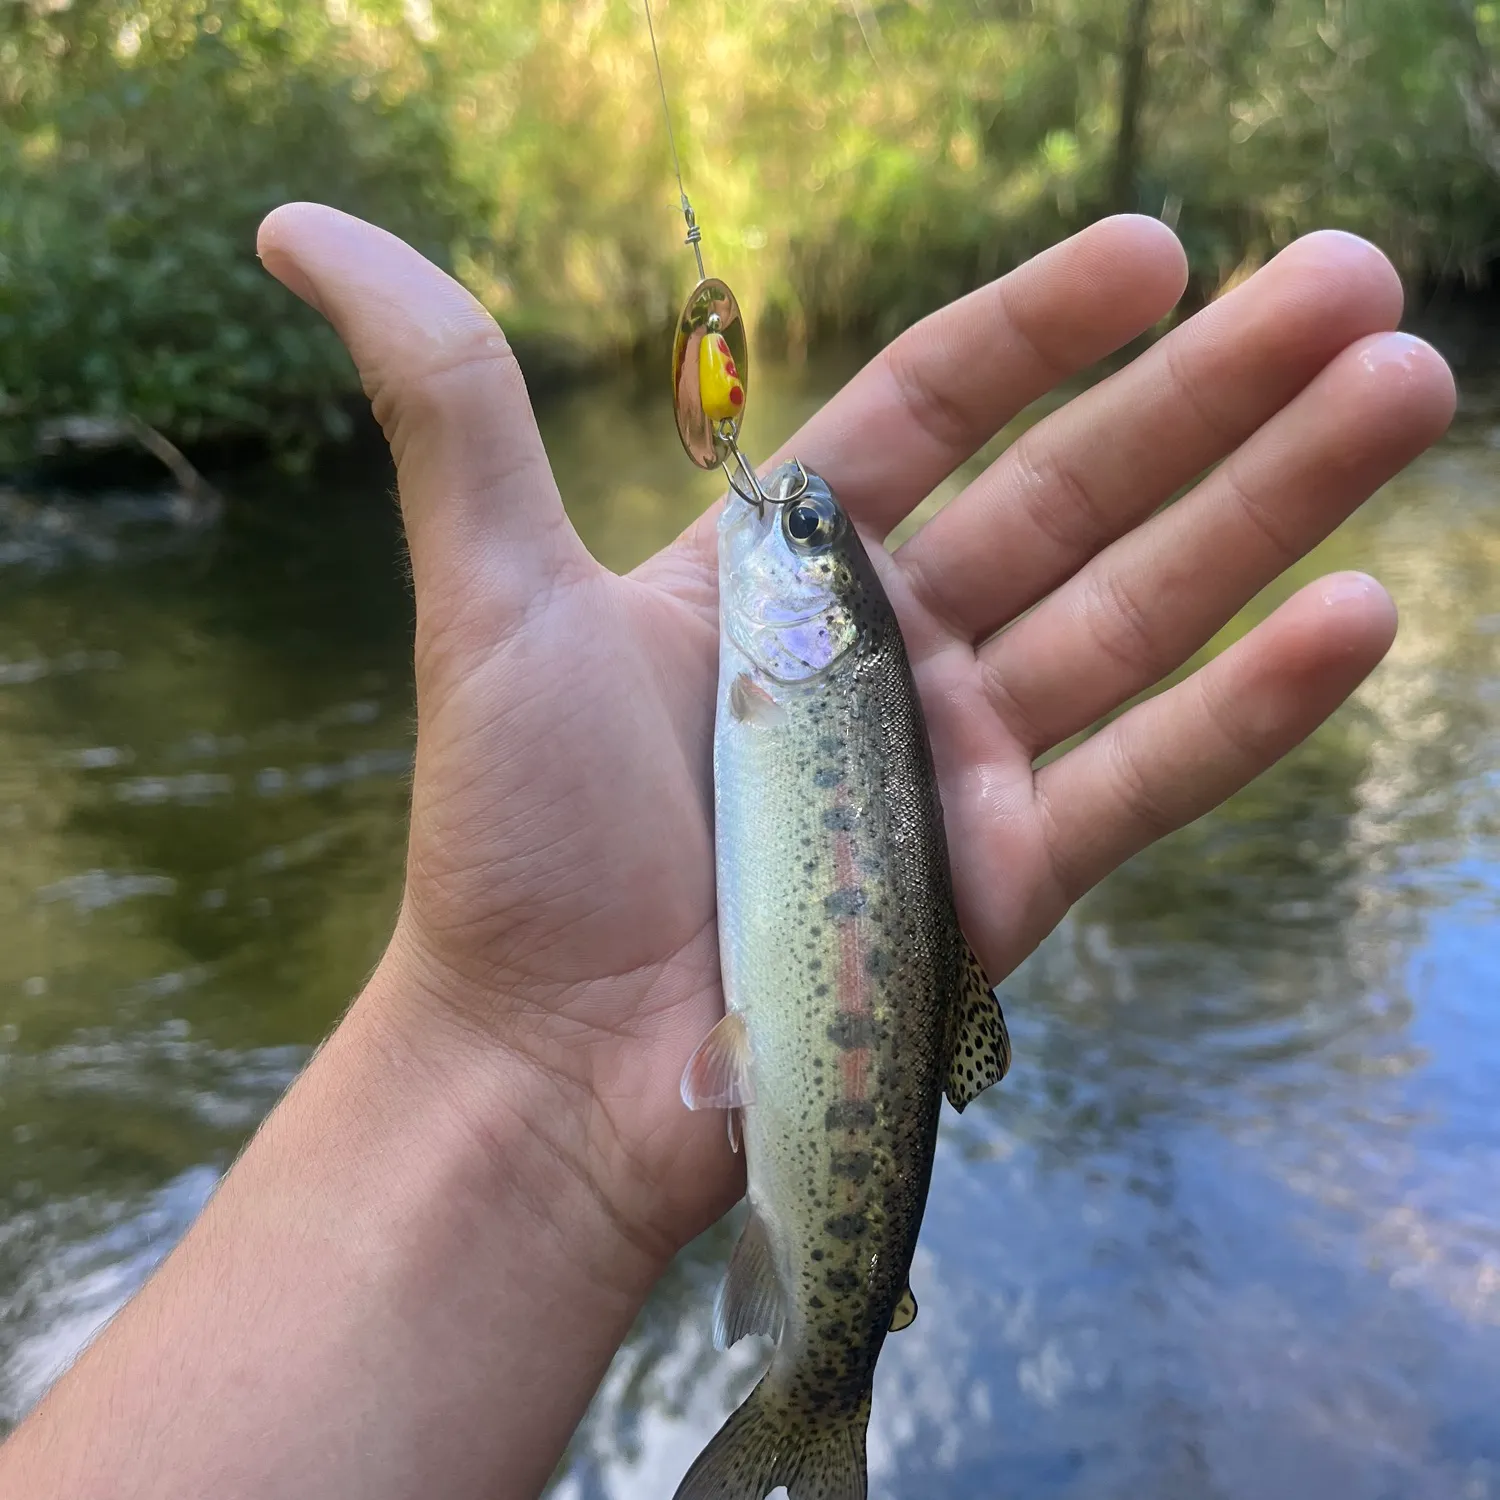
677, 465, 1012, 1500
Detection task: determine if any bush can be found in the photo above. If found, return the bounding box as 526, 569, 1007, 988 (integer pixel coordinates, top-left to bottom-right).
0, 1, 474, 465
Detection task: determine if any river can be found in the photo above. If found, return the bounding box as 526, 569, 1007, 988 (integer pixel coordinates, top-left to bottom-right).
0, 358, 1496, 1498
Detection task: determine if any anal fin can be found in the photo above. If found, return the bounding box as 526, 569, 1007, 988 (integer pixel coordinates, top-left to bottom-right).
714, 1210, 785, 1350
945, 941, 1012, 1113
889, 1285, 918, 1332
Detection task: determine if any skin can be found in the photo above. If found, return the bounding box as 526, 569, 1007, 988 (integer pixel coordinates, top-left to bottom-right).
0, 205, 1455, 1500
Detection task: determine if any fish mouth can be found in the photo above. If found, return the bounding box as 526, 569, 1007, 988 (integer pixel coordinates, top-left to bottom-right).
717, 490, 774, 546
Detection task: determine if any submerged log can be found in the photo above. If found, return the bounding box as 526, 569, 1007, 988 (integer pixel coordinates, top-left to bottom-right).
34, 415, 223, 526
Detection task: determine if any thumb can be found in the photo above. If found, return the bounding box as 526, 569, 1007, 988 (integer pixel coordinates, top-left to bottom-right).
256, 202, 592, 635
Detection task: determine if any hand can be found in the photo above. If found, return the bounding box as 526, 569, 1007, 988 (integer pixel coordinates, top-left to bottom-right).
258, 205, 1454, 1270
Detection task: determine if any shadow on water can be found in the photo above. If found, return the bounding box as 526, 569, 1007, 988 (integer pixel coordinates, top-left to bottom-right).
0, 362, 1496, 1498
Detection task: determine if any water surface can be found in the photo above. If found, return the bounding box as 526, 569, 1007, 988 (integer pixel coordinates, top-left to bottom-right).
0, 364, 1496, 1498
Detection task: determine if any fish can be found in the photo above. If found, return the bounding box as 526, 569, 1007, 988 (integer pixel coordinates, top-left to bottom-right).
675, 464, 1012, 1500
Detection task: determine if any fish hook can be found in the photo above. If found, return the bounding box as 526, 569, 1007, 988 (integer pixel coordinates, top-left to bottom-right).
721, 449, 811, 516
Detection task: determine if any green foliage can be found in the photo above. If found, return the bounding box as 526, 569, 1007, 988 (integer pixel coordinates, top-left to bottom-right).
0, 0, 475, 463
1142, 0, 1500, 280
4, 0, 1500, 458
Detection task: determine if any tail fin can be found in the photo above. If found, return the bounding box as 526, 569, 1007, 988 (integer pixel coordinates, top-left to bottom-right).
673, 1377, 869, 1500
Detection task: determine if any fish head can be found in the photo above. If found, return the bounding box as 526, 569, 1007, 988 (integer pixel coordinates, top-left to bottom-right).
718, 466, 861, 683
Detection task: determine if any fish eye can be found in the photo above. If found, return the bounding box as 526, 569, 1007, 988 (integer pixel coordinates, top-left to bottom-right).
783, 494, 841, 551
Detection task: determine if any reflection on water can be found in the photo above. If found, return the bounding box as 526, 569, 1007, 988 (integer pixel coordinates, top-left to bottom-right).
0, 462, 414, 1420
0, 366, 1497, 1497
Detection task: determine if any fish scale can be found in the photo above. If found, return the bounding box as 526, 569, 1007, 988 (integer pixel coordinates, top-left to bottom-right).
676, 466, 1011, 1500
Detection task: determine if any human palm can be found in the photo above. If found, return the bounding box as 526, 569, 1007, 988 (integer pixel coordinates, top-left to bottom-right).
259, 205, 1453, 1267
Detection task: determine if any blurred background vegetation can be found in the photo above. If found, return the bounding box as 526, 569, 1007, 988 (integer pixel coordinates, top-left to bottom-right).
4, 0, 1500, 463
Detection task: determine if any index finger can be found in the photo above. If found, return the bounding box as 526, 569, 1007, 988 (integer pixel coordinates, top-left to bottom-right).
675, 214, 1188, 565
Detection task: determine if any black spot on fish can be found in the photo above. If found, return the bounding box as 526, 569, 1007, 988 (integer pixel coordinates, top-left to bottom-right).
826, 1012, 876, 1050
811, 1248, 825, 1261
822, 805, 856, 832
824, 887, 867, 919
809, 1295, 825, 1310
866, 948, 895, 978
825, 1100, 876, 1130
826, 1268, 859, 1293
813, 767, 842, 789
825, 1213, 867, 1241
831, 1151, 874, 1182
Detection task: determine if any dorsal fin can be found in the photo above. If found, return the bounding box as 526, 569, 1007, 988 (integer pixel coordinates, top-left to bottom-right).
945, 941, 1012, 1113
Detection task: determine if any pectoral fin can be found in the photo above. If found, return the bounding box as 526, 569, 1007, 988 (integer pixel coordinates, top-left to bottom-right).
681, 1012, 755, 1111
945, 941, 1012, 1113
729, 672, 784, 727
889, 1285, 918, 1332
714, 1210, 785, 1350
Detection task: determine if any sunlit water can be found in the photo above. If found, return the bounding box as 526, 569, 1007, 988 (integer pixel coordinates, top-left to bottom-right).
0, 362, 1496, 1498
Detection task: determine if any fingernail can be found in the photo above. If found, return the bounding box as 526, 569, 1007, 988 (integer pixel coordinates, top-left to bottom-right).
1357, 331, 1431, 376
1279, 228, 1386, 270
260, 250, 327, 319
1319, 571, 1381, 607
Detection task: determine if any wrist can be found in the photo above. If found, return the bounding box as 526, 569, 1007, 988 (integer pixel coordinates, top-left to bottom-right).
353, 931, 675, 1301
2, 934, 671, 1500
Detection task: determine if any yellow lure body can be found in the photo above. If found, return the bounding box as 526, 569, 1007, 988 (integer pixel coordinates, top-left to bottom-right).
698, 331, 745, 423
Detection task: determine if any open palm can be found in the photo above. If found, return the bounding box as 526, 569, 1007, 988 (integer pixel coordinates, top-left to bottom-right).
259, 205, 1453, 1267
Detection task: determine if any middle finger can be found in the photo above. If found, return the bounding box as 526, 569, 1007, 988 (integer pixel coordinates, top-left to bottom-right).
897, 231, 1404, 645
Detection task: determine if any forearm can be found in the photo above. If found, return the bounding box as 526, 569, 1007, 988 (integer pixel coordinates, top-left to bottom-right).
0, 951, 663, 1500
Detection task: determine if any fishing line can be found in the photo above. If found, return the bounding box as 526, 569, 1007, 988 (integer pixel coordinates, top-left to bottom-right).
643, 0, 705, 281
642, 0, 808, 510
